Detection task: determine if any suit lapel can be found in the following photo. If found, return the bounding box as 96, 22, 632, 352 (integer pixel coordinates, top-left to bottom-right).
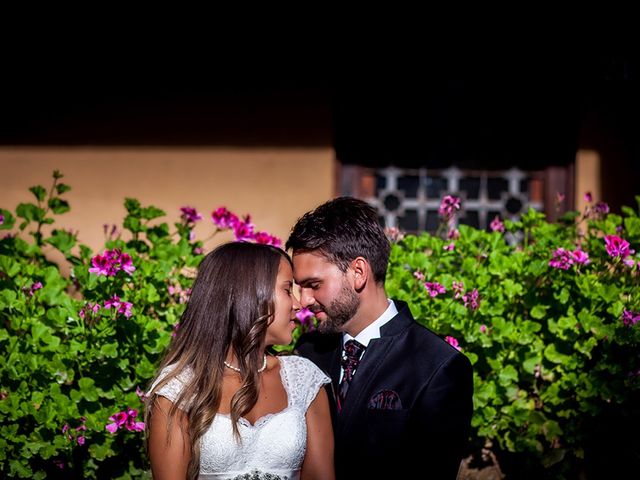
337, 335, 395, 433
336, 301, 415, 434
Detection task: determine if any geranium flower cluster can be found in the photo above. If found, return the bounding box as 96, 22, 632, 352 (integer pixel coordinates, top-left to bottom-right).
180, 206, 203, 224
89, 249, 135, 277
23, 281, 43, 297
105, 408, 145, 433
490, 216, 505, 233
418, 275, 481, 312
439, 195, 461, 219
622, 309, 640, 327
604, 235, 634, 259
103, 295, 133, 318
61, 416, 87, 447
445, 336, 461, 351
549, 248, 590, 270
425, 282, 446, 297
211, 207, 281, 247
583, 192, 610, 218
168, 283, 191, 304
79, 295, 133, 319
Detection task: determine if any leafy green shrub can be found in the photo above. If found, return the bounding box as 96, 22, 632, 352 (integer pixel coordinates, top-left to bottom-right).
2, 172, 639, 478
0, 172, 281, 478
385, 196, 640, 478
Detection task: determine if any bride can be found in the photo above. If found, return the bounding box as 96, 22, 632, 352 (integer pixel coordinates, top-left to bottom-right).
145, 242, 334, 479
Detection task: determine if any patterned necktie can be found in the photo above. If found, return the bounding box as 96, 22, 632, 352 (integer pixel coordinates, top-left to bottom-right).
337, 339, 366, 412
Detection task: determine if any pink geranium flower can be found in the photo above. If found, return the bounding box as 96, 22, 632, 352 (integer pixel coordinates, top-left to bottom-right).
254, 231, 282, 248
233, 220, 255, 242
462, 289, 480, 311
89, 249, 135, 276
490, 216, 505, 233
571, 249, 590, 265
211, 207, 239, 229
103, 295, 133, 318
604, 235, 633, 259
439, 195, 461, 219
452, 281, 465, 299
622, 309, 640, 327
549, 248, 574, 270
445, 336, 461, 350
180, 206, 202, 224
106, 408, 145, 433
296, 307, 315, 326
424, 282, 446, 297
593, 202, 610, 215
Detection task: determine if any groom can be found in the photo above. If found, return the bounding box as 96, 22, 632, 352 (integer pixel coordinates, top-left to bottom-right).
287, 197, 473, 479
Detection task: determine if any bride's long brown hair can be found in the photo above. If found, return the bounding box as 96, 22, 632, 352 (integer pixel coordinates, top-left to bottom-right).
145, 242, 292, 479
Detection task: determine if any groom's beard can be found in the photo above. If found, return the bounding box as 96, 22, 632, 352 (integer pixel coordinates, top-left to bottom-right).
313, 281, 360, 334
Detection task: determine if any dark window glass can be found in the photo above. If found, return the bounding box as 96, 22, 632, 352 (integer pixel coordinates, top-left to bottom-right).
398, 175, 420, 198
488, 178, 508, 200
426, 210, 440, 231
460, 177, 481, 199
461, 210, 480, 229
398, 209, 419, 232
426, 176, 447, 199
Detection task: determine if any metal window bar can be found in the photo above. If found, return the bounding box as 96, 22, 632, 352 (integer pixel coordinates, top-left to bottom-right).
363, 166, 544, 234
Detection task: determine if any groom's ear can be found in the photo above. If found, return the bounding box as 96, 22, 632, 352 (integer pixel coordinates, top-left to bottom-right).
351, 257, 368, 292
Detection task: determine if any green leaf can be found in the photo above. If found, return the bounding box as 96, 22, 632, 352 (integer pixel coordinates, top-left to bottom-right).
0, 209, 16, 230
530, 305, 548, 319
100, 343, 118, 358
624, 216, 640, 237
145, 284, 160, 303
544, 344, 572, 364
542, 448, 567, 468
78, 377, 98, 402
124, 198, 141, 214
0, 290, 18, 309
89, 441, 116, 460
523, 354, 541, 374
123, 216, 143, 233
10, 458, 33, 477
55, 183, 72, 194
140, 206, 166, 220
45, 229, 76, 253
29, 186, 47, 202
47, 198, 70, 215
498, 365, 519, 386
16, 203, 46, 222
502, 279, 523, 299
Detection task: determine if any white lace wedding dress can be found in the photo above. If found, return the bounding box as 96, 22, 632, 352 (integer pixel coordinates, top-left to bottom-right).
150, 355, 330, 479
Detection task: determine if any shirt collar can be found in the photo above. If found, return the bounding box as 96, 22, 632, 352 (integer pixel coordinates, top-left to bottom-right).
343, 299, 398, 348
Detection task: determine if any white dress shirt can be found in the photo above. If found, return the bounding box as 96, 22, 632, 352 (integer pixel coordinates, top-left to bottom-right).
340, 299, 398, 381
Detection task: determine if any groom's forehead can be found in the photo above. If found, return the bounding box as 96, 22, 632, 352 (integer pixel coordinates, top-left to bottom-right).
292, 251, 340, 277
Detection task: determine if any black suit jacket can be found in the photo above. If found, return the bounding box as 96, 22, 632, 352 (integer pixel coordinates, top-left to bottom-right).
296, 300, 473, 479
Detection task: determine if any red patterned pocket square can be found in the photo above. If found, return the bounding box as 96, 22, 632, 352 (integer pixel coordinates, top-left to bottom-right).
368, 389, 402, 410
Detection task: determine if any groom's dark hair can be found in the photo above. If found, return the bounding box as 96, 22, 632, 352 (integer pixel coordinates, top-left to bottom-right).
285, 196, 390, 284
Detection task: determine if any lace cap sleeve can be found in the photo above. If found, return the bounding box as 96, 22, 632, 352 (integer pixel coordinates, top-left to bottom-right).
147, 364, 192, 406
281, 355, 330, 411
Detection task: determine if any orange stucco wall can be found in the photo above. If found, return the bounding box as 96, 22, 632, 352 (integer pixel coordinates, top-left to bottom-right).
0, 147, 335, 257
